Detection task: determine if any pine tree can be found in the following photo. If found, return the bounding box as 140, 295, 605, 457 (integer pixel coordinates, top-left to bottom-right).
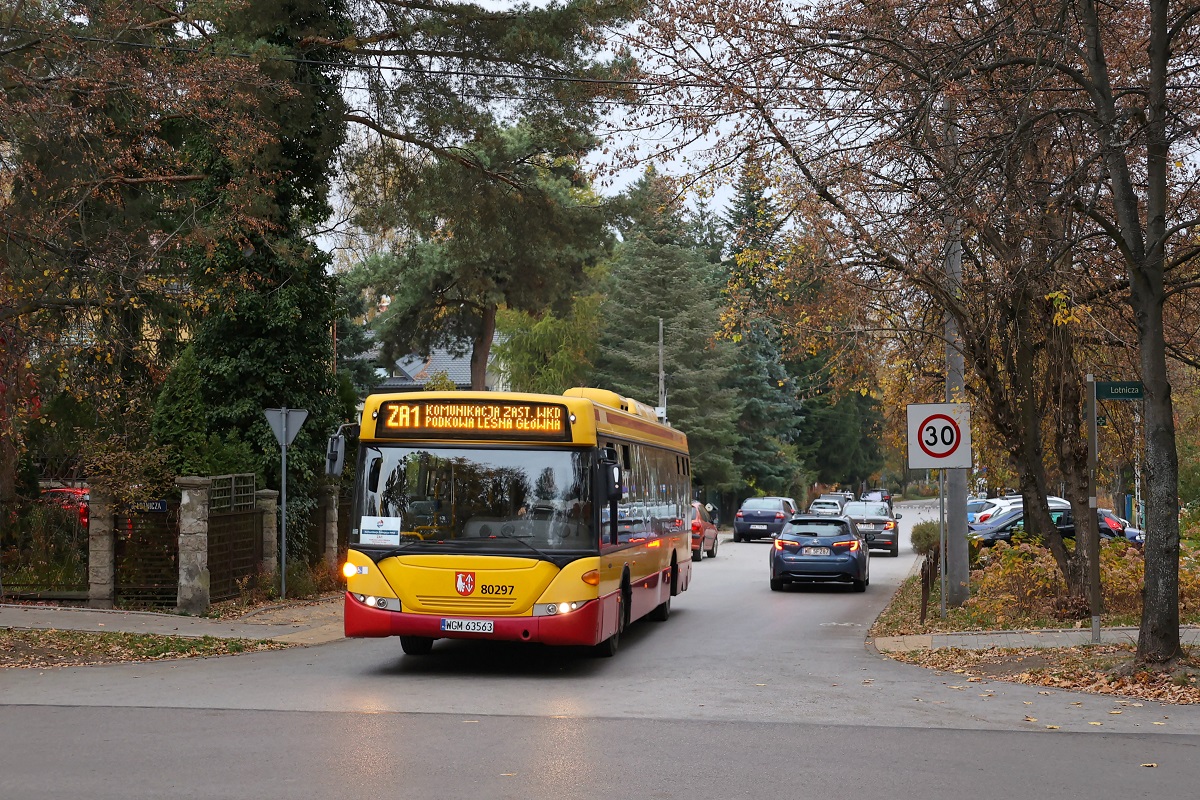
722, 154, 807, 497
593, 170, 740, 491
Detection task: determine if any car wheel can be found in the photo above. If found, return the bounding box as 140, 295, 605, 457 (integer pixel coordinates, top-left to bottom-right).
733, 531, 743, 543
399, 636, 434, 656
706, 536, 718, 558
691, 548, 702, 562
889, 543, 899, 557
770, 577, 784, 591
852, 578, 867, 592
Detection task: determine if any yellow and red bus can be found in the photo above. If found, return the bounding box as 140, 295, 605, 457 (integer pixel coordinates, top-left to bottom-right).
334, 387, 694, 656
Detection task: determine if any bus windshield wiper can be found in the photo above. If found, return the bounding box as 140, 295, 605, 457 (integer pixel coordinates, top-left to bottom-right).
487, 527, 555, 561
381, 538, 426, 558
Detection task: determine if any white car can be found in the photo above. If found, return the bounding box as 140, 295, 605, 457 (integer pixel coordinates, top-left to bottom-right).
973, 495, 1068, 525
808, 499, 843, 516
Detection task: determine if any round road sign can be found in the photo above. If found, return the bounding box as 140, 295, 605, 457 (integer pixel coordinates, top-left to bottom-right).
917, 413, 962, 460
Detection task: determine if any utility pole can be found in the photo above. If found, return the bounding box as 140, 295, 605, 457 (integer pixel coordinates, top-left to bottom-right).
943, 100, 970, 607
656, 317, 668, 423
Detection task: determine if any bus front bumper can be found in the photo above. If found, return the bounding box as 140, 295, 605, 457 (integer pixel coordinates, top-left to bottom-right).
343, 591, 604, 647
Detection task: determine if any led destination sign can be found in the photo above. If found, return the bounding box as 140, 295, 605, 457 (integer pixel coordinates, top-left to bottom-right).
376, 400, 572, 441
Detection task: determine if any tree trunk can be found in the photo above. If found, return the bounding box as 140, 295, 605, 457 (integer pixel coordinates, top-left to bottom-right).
1135, 0, 1181, 665
1077, 0, 1180, 664
470, 304, 497, 391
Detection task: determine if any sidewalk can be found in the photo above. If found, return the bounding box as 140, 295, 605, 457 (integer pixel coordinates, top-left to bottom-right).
873, 626, 1200, 653
0, 596, 346, 646
7, 598, 1199, 654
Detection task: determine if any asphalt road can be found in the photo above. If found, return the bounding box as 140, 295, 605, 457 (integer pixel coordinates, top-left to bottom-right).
3, 500, 1199, 798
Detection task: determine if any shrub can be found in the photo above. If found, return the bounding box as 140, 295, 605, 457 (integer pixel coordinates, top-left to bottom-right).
967, 542, 1066, 622
910, 520, 940, 556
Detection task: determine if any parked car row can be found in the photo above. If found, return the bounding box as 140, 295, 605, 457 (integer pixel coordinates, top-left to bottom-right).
967, 505, 1141, 548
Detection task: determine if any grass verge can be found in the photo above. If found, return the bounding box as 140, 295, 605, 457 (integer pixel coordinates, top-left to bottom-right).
0, 628, 289, 669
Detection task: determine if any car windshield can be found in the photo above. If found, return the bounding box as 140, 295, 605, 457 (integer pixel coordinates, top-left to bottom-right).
742, 498, 784, 511
782, 520, 849, 538
843, 502, 888, 517
355, 445, 597, 552
966, 500, 990, 513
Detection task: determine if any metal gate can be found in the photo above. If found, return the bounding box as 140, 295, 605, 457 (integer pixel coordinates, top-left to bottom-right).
208, 474, 261, 601
115, 506, 179, 608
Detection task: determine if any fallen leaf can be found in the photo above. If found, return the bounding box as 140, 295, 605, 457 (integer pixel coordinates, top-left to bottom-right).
966, 677, 982, 683
1109, 710, 1122, 715
1024, 716, 1038, 722
1089, 722, 1103, 726
1140, 764, 1157, 768
755, 684, 766, 686
1038, 691, 1051, 695
1153, 722, 1166, 725
1024, 701, 1033, 705
1045, 725, 1060, 729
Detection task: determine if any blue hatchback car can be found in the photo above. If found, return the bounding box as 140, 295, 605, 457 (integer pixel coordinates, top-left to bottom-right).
769, 515, 869, 592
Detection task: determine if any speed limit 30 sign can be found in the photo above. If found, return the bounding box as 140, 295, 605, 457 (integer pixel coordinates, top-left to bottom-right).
907, 403, 972, 469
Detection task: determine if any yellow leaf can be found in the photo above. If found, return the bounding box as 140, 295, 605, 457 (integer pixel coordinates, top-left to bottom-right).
1024, 716, 1038, 722
1045, 725, 1059, 729
1089, 722, 1103, 726
1109, 710, 1122, 715
1141, 763, 1157, 768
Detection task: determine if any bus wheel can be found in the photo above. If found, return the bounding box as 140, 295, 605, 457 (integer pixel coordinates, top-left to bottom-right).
649, 594, 671, 622
400, 636, 433, 656
592, 627, 620, 657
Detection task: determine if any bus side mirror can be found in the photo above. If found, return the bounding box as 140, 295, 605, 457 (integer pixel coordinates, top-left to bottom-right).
604, 464, 623, 502
325, 435, 345, 476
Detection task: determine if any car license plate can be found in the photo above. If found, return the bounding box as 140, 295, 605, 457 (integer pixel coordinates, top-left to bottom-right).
802, 546, 832, 556
441, 618, 493, 633
859, 523, 876, 530
750, 524, 768, 530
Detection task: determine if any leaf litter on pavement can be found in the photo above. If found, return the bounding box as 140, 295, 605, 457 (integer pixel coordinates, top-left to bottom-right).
1, 628, 288, 668
886, 643, 1200, 704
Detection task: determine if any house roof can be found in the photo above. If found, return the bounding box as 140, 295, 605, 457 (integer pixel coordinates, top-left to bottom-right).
376, 332, 506, 391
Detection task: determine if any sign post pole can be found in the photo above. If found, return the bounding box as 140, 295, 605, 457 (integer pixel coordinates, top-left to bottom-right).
1086, 376, 1101, 644
264, 407, 308, 600
1085, 378, 1143, 642
939, 470, 947, 618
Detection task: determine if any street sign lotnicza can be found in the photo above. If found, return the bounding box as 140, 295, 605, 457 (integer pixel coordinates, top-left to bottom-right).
1096, 381, 1144, 401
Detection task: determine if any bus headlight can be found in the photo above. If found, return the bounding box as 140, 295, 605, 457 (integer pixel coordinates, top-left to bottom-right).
534, 601, 587, 616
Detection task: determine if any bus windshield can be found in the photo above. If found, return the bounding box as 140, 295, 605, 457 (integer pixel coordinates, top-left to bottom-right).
355, 445, 595, 552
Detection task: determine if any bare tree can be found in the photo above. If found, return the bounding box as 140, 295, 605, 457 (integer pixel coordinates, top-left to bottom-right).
629, 0, 1200, 663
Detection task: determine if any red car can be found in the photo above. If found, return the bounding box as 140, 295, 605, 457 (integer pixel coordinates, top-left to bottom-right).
690, 501, 718, 562
41, 487, 89, 529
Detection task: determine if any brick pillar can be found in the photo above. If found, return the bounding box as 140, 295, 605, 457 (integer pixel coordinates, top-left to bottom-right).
322, 483, 339, 569
256, 489, 279, 577
87, 489, 115, 609
176, 477, 212, 615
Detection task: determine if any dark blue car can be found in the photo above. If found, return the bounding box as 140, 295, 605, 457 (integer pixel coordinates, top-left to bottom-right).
769, 515, 869, 592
